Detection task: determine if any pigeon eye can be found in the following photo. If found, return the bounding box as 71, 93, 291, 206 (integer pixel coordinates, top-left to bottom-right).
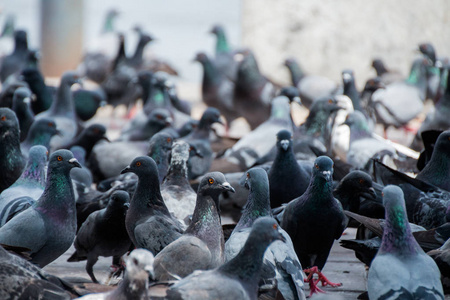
448, 136, 450, 141
166, 138, 171, 143
246, 172, 250, 178
136, 161, 141, 167
156, 115, 164, 120
328, 99, 333, 104
272, 223, 278, 230
359, 179, 365, 184
48, 122, 54, 127
315, 164, 319, 169
208, 178, 214, 185
133, 258, 138, 265
0, 116, 5, 121
57, 156, 63, 161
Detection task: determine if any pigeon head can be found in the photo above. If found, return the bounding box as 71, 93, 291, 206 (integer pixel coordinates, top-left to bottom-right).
269, 96, 291, 121
12, 87, 32, 107
108, 190, 130, 215
49, 149, 81, 172
252, 216, 286, 244
242, 167, 269, 191
199, 107, 223, 128
418, 43, 436, 64
60, 71, 82, 87
187, 142, 204, 159
338, 171, 377, 201
342, 69, 355, 85
121, 156, 160, 181
193, 52, 208, 64
27, 118, 60, 139
147, 108, 173, 128
126, 248, 155, 281
276, 129, 293, 152
14, 29, 27, 45
84, 123, 109, 142
431, 130, 450, 157
178, 119, 198, 137
0, 108, 19, 137
311, 97, 342, 114
147, 132, 173, 157
198, 172, 235, 196
210, 24, 225, 35
363, 77, 385, 92
312, 156, 334, 182
278, 86, 301, 104
284, 58, 297, 68
343, 111, 369, 130
26, 145, 49, 180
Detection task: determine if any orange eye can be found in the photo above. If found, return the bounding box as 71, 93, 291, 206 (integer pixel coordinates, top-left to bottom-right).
208, 178, 214, 185
328, 99, 333, 104
167, 138, 171, 143
381, 192, 384, 197
57, 156, 63, 161
359, 179, 365, 184
48, 122, 54, 127
272, 223, 278, 230
315, 164, 319, 169
246, 172, 250, 178
136, 161, 141, 167
0, 116, 6, 121
156, 115, 164, 120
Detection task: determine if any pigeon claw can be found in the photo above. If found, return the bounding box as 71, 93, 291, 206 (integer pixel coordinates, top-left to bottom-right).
316, 271, 342, 288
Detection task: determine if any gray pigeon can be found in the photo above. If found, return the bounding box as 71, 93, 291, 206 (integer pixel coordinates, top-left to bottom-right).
11, 86, 34, 142
368, 185, 444, 299
122, 156, 184, 255
20, 118, 59, 158
68, 190, 132, 283
0, 149, 81, 267
166, 216, 286, 300
75, 248, 155, 300
153, 172, 235, 281
0, 145, 47, 227
225, 167, 306, 300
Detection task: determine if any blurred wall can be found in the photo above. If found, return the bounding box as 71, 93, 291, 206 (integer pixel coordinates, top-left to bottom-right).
242, 0, 450, 87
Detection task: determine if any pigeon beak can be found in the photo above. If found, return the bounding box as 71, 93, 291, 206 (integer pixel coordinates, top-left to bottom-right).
56, 129, 63, 137
361, 187, 377, 201
101, 136, 111, 142
123, 202, 130, 209
165, 117, 173, 126
69, 158, 82, 168
277, 231, 287, 243
293, 96, 301, 105
342, 73, 352, 83
23, 97, 31, 104
220, 181, 235, 193
146, 266, 155, 281
121, 165, 131, 174
280, 140, 289, 151
195, 149, 204, 158
321, 170, 332, 181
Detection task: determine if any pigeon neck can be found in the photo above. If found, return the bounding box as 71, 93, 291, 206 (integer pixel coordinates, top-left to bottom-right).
305, 175, 333, 203
269, 97, 292, 121
102, 13, 116, 34
133, 173, 169, 212
215, 31, 230, 54
51, 79, 76, 116
26, 130, 53, 149
373, 62, 388, 76
237, 58, 265, 92
379, 204, 421, 255
162, 155, 190, 187
149, 149, 170, 184
131, 37, 149, 64
442, 69, 450, 98
349, 121, 371, 142
15, 158, 46, 188
235, 181, 271, 231
343, 81, 362, 111
287, 62, 305, 86
192, 118, 214, 140
148, 86, 170, 108
14, 37, 27, 53
417, 148, 450, 188
36, 167, 76, 220
405, 61, 427, 93
201, 58, 221, 87
219, 228, 271, 287
333, 185, 359, 212
0, 127, 22, 165
304, 109, 330, 138
112, 39, 126, 71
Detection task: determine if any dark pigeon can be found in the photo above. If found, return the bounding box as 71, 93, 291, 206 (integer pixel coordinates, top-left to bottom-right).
367, 185, 444, 300
166, 216, 286, 300
153, 172, 234, 281
225, 167, 306, 300
35, 71, 81, 151
67, 190, 132, 283
418, 42, 440, 101
428, 238, 450, 294
210, 24, 238, 81
11, 86, 34, 142
122, 156, 183, 255
0, 108, 25, 193
281, 156, 348, 296
371, 58, 403, 86
20, 67, 54, 114
73, 88, 106, 121
20, 118, 59, 158
0, 30, 29, 83
60, 123, 108, 161
342, 69, 363, 113
0, 149, 81, 267
416, 130, 442, 171
268, 129, 310, 208
0, 145, 47, 227
119, 107, 172, 141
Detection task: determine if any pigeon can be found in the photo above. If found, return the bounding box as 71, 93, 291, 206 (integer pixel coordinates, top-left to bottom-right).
221, 96, 293, 170
416, 130, 450, 191
418, 42, 440, 101
344, 111, 397, 170
0, 29, 29, 83
119, 108, 172, 141
281, 156, 347, 296
165, 216, 286, 300
0, 149, 81, 267
167, 83, 192, 116
75, 248, 155, 300
60, 123, 108, 161
182, 107, 223, 179
371, 58, 403, 86
153, 172, 234, 281
11, 86, 34, 142
69, 145, 93, 190
73, 88, 106, 121
411, 67, 450, 151
233, 49, 276, 130
210, 24, 238, 81
284, 57, 338, 109
20, 67, 54, 114
268, 129, 311, 208
35, 71, 81, 151
428, 238, 450, 293
161, 141, 197, 223
0, 108, 25, 193
417, 130, 442, 171
20, 118, 59, 158
67, 190, 132, 283
367, 185, 444, 300
342, 69, 363, 113
194, 52, 237, 128
0, 145, 47, 227
225, 167, 306, 300
0, 245, 73, 300
122, 156, 183, 255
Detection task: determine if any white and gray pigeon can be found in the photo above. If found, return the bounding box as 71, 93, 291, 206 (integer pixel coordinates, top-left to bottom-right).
166, 216, 286, 300
0, 145, 47, 227
225, 167, 306, 300
75, 248, 155, 300
0, 149, 81, 267
161, 141, 197, 224
368, 185, 444, 300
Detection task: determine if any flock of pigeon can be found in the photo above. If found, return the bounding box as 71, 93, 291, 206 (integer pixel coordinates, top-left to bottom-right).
0, 9, 450, 300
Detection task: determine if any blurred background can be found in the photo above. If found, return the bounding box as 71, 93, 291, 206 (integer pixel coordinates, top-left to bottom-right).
1, 0, 449, 88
